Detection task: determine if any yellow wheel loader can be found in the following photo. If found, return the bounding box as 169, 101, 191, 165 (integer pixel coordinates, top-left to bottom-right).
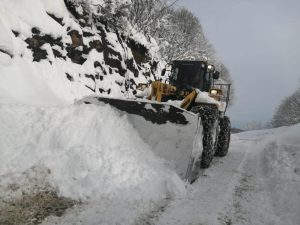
78, 60, 231, 183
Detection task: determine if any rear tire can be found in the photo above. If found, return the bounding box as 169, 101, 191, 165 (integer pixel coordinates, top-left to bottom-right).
215, 116, 231, 157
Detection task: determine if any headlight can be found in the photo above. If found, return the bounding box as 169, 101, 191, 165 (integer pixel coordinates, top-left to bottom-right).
210, 89, 218, 95
207, 65, 215, 72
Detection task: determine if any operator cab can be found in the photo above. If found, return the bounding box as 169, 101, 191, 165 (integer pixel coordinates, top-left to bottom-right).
166, 61, 219, 92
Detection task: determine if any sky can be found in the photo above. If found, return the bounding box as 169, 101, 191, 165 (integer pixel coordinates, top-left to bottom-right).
177, 0, 300, 128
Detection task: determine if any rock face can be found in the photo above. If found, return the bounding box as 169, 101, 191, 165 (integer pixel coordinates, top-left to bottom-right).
25, 31, 64, 62
0, 0, 160, 102
56, 1, 157, 95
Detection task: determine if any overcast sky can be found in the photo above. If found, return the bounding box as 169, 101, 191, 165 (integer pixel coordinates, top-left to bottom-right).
178, 0, 300, 128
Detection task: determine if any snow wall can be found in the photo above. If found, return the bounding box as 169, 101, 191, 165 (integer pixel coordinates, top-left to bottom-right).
0, 103, 186, 202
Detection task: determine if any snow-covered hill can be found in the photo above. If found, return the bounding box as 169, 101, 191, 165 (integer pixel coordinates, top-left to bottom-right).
0, 0, 160, 105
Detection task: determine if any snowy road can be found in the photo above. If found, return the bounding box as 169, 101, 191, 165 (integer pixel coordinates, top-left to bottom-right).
154, 129, 300, 225
154, 136, 252, 225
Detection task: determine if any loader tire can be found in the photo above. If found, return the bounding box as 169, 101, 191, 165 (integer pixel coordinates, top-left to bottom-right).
215, 116, 231, 157
191, 104, 219, 169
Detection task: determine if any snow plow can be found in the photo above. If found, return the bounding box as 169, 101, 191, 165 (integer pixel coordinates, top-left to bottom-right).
78, 60, 231, 183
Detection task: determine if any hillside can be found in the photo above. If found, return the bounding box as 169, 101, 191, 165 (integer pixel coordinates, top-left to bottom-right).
0, 0, 160, 105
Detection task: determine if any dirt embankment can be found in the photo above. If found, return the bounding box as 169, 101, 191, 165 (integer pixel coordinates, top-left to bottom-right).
0, 191, 78, 225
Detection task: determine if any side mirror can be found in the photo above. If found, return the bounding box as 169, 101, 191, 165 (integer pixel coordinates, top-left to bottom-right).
213, 71, 220, 79
161, 68, 166, 76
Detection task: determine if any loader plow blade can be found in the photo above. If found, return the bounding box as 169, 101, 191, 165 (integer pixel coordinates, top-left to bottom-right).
76, 96, 203, 182
79, 96, 191, 125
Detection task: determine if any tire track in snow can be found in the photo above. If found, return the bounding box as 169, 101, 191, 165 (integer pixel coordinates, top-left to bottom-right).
134, 198, 170, 225
228, 139, 300, 225
228, 144, 278, 225
152, 135, 255, 225
217, 138, 258, 225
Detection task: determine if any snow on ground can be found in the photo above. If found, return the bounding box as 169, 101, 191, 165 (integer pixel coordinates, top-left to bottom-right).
127, 114, 197, 178
155, 125, 300, 225
1, 98, 299, 224
0, 56, 71, 105
0, 103, 186, 224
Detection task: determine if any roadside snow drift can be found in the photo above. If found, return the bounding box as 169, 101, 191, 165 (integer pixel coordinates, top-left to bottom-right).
0, 103, 185, 202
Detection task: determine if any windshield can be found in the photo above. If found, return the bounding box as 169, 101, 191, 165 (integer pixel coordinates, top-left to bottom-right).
169, 63, 206, 90
170, 67, 179, 83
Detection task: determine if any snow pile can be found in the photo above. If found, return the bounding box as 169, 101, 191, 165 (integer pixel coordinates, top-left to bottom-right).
259, 125, 300, 224
76, 95, 200, 178
0, 103, 185, 202
227, 125, 300, 225
127, 112, 197, 178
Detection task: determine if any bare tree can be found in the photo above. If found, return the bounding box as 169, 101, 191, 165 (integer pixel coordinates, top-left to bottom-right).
128, 0, 178, 36
244, 121, 263, 131
159, 8, 214, 61
64, 0, 131, 30
128, 2, 215, 61
216, 63, 234, 105
272, 87, 300, 127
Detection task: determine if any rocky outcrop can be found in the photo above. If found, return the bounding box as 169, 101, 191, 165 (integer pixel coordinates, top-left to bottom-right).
12, 0, 160, 98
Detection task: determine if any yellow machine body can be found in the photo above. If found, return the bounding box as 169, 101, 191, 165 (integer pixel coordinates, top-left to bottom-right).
147, 81, 198, 110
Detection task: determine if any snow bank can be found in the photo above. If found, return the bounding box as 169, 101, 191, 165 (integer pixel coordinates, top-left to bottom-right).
234, 124, 300, 225
155, 124, 300, 225
127, 112, 197, 178
0, 103, 185, 202
261, 125, 300, 224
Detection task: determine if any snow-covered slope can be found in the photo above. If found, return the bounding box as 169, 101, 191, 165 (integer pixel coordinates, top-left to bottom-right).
0, 103, 187, 225
0, 0, 160, 105
0, 103, 185, 201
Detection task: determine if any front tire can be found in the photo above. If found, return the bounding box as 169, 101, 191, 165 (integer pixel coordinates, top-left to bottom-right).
191, 104, 219, 169
215, 116, 231, 157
